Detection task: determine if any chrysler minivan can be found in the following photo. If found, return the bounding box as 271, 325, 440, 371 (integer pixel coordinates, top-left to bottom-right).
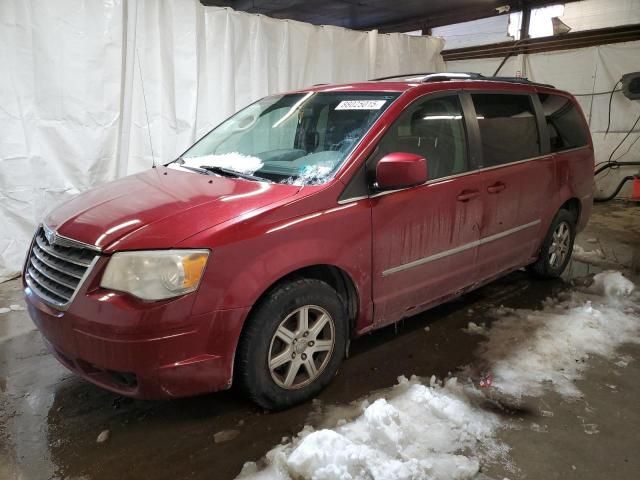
24, 73, 594, 409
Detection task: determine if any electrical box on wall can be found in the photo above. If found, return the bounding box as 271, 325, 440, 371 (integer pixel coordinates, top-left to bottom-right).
621, 72, 640, 100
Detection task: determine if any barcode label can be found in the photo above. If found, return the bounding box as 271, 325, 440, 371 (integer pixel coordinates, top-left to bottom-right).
335, 100, 387, 110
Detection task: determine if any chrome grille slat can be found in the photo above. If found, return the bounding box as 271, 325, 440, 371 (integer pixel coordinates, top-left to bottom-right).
27, 266, 75, 299
35, 234, 93, 267
26, 227, 99, 309
25, 276, 68, 306
29, 256, 78, 289
32, 244, 84, 279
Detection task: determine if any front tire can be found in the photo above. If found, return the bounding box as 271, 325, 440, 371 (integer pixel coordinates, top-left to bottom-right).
235, 278, 347, 410
528, 209, 576, 279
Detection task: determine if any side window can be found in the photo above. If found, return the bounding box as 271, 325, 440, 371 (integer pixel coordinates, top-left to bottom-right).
374, 95, 469, 180
538, 94, 589, 152
471, 93, 540, 167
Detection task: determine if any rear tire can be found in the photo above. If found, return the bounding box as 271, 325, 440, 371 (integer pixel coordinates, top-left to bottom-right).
235, 278, 347, 410
528, 209, 576, 279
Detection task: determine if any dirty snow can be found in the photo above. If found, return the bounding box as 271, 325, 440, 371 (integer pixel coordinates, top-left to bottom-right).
572, 244, 620, 268
572, 244, 605, 259
174, 152, 264, 174
468, 271, 639, 398
238, 377, 505, 480
214, 430, 241, 443
463, 322, 488, 335
614, 354, 632, 368
96, 430, 110, 443
238, 271, 639, 480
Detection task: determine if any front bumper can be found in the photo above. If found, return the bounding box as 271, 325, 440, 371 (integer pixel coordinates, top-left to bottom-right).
24, 268, 249, 399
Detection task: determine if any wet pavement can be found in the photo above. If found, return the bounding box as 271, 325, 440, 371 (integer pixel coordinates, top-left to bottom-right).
1, 202, 638, 480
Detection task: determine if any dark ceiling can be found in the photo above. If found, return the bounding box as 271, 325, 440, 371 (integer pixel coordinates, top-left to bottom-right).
201, 0, 577, 32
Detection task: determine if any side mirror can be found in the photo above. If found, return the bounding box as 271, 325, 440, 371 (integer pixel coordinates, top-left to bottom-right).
375, 152, 428, 190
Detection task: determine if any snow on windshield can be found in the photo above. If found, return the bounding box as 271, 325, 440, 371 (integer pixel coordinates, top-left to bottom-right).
181, 153, 264, 175
237, 271, 639, 480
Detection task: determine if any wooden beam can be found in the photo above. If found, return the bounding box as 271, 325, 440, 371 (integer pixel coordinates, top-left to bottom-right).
519, 5, 531, 40
365, 0, 581, 33
443, 24, 640, 62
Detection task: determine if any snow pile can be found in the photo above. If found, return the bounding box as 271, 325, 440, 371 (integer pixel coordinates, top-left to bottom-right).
238, 272, 638, 479
178, 152, 264, 174
238, 377, 505, 480
590, 270, 634, 297
469, 271, 639, 398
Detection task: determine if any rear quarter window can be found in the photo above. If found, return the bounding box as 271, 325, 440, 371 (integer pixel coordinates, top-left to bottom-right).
538, 93, 590, 152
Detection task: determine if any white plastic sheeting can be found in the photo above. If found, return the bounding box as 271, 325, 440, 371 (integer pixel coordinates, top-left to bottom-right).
447, 40, 640, 199
561, 0, 640, 32
0, 0, 445, 282
431, 15, 513, 50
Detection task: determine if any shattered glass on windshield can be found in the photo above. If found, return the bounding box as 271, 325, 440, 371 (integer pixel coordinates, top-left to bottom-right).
173, 92, 399, 184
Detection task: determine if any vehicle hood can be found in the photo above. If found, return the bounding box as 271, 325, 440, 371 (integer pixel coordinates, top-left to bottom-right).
45, 166, 300, 251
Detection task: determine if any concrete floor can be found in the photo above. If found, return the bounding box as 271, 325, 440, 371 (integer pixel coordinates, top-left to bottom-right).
0, 202, 638, 480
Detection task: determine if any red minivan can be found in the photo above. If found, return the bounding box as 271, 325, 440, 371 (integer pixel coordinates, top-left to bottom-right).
24, 73, 594, 409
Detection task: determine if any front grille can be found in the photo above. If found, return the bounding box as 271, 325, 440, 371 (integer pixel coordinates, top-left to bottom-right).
26, 226, 99, 308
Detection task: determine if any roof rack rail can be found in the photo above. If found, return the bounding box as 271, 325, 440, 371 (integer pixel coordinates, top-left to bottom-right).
483, 75, 555, 89
420, 72, 484, 81
370, 72, 554, 89
370, 72, 437, 81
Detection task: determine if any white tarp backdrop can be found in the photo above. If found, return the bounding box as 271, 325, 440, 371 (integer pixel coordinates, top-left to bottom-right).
0, 0, 445, 282
446, 40, 640, 200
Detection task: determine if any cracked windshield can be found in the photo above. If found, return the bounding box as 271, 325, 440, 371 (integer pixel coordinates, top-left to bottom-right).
173, 92, 399, 185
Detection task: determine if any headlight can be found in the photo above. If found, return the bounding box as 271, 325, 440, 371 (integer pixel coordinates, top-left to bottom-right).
100, 250, 209, 300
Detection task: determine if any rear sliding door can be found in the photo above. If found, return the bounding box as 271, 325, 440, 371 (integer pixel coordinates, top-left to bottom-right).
463, 91, 555, 280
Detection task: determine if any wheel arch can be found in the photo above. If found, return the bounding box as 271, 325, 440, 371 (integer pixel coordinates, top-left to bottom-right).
247, 264, 360, 336
559, 197, 581, 224
231, 263, 360, 386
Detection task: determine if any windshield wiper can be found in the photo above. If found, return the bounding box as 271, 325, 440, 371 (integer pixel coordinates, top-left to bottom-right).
170, 157, 214, 175
199, 165, 269, 182
172, 157, 270, 182
180, 164, 214, 175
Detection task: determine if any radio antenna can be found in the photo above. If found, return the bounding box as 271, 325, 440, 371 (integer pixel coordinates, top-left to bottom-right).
136, 48, 156, 167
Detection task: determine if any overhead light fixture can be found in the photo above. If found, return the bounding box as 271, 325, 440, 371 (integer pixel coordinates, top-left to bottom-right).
496, 5, 511, 14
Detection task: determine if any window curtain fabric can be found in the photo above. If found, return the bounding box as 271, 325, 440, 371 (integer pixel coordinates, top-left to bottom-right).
0, 0, 445, 282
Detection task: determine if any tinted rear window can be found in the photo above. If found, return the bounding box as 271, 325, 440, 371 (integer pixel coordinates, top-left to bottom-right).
538, 93, 590, 152
471, 93, 540, 167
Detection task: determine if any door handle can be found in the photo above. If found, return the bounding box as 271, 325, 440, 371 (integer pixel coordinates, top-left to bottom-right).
456, 189, 480, 202
487, 182, 506, 194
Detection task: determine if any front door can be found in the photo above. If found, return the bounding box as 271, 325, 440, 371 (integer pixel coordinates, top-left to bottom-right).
370, 93, 483, 326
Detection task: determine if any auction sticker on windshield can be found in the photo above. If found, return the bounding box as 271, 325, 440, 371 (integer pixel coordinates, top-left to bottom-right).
335, 100, 387, 110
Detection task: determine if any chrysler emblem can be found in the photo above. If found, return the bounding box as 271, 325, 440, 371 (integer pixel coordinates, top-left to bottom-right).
43, 225, 58, 246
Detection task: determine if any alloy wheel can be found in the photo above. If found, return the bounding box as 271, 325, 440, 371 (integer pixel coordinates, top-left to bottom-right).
268, 305, 336, 389
548, 221, 571, 268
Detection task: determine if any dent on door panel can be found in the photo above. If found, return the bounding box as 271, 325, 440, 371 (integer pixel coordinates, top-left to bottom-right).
476, 157, 553, 277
